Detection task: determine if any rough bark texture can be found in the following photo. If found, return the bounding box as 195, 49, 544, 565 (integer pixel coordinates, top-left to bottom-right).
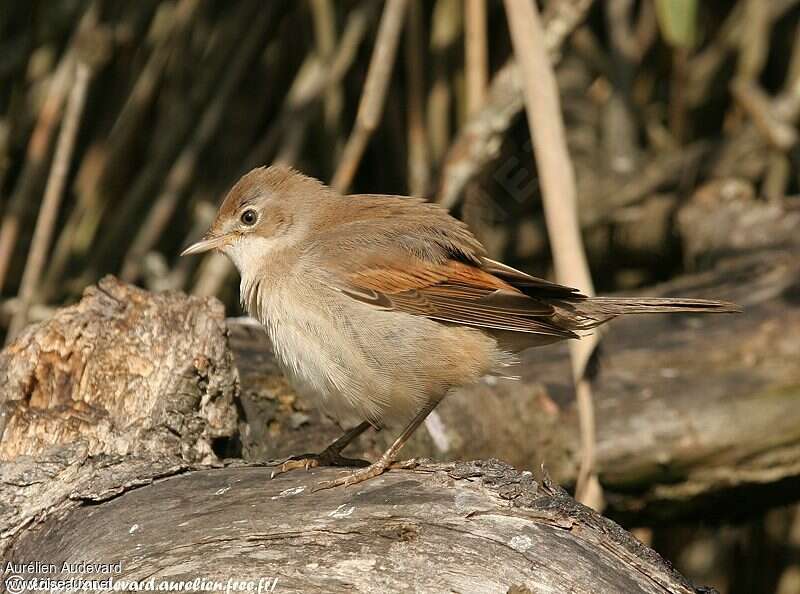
0, 276, 238, 552
0, 275, 238, 462
230, 246, 800, 525
4, 460, 708, 594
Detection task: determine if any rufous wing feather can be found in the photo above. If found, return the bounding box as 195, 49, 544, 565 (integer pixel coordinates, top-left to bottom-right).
336, 258, 578, 339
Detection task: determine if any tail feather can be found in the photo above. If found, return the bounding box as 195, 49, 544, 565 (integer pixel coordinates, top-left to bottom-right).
558, 296, 741, 331
581, 296, 742, 315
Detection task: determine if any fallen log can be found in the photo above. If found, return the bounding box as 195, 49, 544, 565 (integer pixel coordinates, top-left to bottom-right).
3, 460, 708, 594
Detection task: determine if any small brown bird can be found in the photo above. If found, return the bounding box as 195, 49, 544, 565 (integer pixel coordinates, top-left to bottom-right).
182, 165, 739, 490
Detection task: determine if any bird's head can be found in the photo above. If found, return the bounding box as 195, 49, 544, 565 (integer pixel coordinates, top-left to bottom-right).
181, 165, 327, 274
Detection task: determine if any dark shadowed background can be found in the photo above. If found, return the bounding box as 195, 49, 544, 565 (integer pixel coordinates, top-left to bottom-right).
2, 1, 800, 592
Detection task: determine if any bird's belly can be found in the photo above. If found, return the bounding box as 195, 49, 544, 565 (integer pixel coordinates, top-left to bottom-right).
255, 287, 394, 426
251, 282, 508, 427
264, 307, 362, 425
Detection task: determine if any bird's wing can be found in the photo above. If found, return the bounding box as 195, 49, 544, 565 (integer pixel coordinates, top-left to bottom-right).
336, 258, 577, 338
309, 194, 581, 339
480, 258, 583, 298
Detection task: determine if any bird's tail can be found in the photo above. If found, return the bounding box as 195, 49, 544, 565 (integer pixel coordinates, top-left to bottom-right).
582, 296, 740, 315
559, 296, 741, 330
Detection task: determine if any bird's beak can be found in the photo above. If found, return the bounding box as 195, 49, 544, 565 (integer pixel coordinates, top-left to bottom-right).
180, 233, 230, 256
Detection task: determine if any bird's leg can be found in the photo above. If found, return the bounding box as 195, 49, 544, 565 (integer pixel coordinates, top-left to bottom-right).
313, 396, 444, 491
269, 421, 372, 478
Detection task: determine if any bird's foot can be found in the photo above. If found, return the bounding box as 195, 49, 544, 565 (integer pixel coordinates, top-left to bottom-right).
269, 449, 370, 479
312, 457, 421, 491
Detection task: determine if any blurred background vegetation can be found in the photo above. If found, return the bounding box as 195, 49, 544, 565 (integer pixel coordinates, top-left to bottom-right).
2, 1, 800, 591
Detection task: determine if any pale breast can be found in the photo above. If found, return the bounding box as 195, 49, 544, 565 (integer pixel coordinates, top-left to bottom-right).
240, 275, 365, 424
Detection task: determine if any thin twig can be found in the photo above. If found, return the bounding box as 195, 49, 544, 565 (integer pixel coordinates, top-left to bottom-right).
465, 0, 488, 117
686, 0, 799, 106
331, 0, 408, 193
503, 0, 602, 510
6, 60, 91, 343
0, 2, 101, 294
405, 0, 431, 196
731, 79, 798, 151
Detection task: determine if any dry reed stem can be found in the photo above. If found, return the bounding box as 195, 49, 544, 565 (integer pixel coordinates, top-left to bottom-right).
604, 0, 641, 174
310, 0, 344, 169
503, 0, 602, 510
0, 1, 101, 293
405, 0, 431, 196
426, 0, 461, 166
40, 0, 202, 301
465, 0, 488, 116
0, 65, 69, 294
436, 0, 594, 209
191, 6, 373, 298
738, 0, 772, 81
247, 5, 374, 171
6, 61, 91, 343
88, 1, 259, 283
332, 0, 408, 193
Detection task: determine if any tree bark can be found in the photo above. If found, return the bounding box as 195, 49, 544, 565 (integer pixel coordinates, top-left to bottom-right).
3, 455, 708, 593
0, 275, 238, 463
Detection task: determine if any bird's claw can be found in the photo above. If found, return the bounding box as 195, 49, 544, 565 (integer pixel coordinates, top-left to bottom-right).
311, 457, 421, 492
268, 451, 370, 480
269, 456, 319, 479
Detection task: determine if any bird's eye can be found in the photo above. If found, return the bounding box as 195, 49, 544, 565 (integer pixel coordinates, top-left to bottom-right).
240, 209, 258, 226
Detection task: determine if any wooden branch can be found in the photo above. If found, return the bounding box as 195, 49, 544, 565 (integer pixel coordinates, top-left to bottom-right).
0, 276, 238, 463
577, 142, 710, 229
3, 460, 708, 594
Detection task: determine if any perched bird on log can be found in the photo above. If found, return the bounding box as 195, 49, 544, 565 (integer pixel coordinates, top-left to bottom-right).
182, 165, 739, 490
